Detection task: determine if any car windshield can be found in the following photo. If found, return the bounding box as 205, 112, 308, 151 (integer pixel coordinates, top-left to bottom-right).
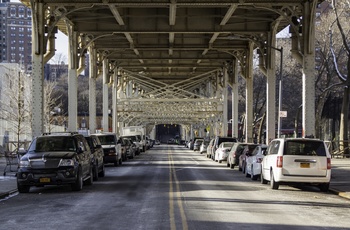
284, 140, 326, 156
97, 135, 116, 145
222, 142, 234, 148
34, 137, 76, 152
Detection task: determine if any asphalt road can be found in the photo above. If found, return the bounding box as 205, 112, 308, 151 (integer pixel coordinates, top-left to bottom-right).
0, 145, 349, 230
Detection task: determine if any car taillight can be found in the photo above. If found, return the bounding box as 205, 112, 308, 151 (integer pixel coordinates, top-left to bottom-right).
277, 156, 283, 168
327, 158, 331, 169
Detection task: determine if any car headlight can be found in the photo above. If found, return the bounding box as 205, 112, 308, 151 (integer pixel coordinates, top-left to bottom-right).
59, 159, 75, 166
19, 160, 30, 168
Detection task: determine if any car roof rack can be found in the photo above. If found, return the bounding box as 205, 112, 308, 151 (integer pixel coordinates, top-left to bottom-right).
42, 132, 79, 136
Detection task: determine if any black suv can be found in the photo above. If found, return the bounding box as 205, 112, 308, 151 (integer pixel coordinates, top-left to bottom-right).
17, 132, 94, 193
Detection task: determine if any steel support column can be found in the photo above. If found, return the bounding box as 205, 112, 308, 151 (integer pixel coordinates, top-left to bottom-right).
266, 30, 277, 144
31, 2, 45, 138
231, 58, 239, 138
245, 43, 254, 143
222, 68, 228, 136
301, 1, 316, 137
102, 59, 109, 132
89, 46, 97, 134
112, 71, 118, 133
67, 27, 78, 132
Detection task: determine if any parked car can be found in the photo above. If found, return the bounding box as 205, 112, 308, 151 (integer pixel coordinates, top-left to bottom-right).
85, 135, 106, 180
199, 139, 210, 154
206, 139, 215, 158
211, 136, 237, 160
121, 135, 141, 155
239, 144, 259, 172
121, 138, 136, 159
245, 144, 268, 180
189, 137, 202, 150
91, 133, 122, 166
17, 132, 94, 193
214, 142, 235, 163
227, 143, 248, 169
260, 138, 331, 191
193, 139, 204, 151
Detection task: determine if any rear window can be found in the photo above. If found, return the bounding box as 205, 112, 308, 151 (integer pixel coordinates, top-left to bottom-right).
284, 140, 326, 156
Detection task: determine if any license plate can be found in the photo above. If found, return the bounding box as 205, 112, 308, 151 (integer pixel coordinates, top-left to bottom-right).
40, 178, 51, 183
300, 163, 310, 168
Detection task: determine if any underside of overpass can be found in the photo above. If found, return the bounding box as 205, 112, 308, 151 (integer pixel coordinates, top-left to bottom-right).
23, 0, 319, 143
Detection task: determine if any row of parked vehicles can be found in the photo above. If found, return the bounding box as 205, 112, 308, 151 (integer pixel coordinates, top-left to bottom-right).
188, 136, 332, 192
16, 132, 151, 193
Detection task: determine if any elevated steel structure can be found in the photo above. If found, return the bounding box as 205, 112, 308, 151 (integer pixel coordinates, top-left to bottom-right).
24, 0, 319, 143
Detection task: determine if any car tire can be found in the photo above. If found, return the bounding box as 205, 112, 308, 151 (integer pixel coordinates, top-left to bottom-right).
319, 183, 329, 192
230, 162, 234, 169
17, 183, 30, 193
98, 164, 105, 177
93, 164, 99, 181
270, 170, 279, 190
260, 169, 268, 184
218, 160, 222, 163
241, 162, 245, 173
72, 168, 83, 191
119, 158, 123, 165
84, 167, 93, 186
245, 163, 250, 177
251, 166, 258, 180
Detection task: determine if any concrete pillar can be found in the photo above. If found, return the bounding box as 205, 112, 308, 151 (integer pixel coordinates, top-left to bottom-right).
31, 2, 45, 138
231, 58, 239, 138
89, 46, 97, 133
102, 59, 109, 132
67, 28, 78, 132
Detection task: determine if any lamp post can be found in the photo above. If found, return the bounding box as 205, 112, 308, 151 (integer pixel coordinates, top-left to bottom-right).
266, 46, 283, 138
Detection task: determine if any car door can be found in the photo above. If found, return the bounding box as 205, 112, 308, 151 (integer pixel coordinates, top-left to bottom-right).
77, 136, 91, 176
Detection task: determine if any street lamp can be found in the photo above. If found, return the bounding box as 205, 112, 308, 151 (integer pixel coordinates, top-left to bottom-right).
266, 46, 284, 138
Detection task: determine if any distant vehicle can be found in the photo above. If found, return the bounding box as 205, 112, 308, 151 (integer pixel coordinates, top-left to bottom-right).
227, 143, 248, 169
199, 139, 210, 154
91, 133, 122, 166
206, 139, 215, 158
214, 142, 235, 163
193, 139, 204, 151
211, 136, 237, 160
245, 144, 268, 180
261, 138, 331, 191
239, 144, 259, 172
120, 135, 142, 155
122, 126, 146, 152
17, 132, 94, 193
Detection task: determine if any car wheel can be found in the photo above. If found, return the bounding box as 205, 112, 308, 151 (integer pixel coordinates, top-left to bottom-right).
72, 168, 83, 191
251, 166, 258, 180
98, 164, 105, 177
270, 170, 279, 190
242, 162, 245, 173
260, 169, 268, 184
319, 183, 329, 192
119, 158, 123, 165
218, 160, 222, 163
226, 161, 230, 167
245, 163, 250, 177
93, 164, 99, 181
230, 162, 234, 169
17, 183, 30, 193
84, 166, 93, 186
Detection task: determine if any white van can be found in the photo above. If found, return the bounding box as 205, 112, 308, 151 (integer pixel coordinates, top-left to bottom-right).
261, 138, 331, 192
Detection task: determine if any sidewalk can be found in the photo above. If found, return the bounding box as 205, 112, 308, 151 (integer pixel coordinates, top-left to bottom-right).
0, 155, 349, 199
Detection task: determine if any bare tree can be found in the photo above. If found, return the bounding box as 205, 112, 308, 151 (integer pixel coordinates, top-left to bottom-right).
0, 66, 31, 153
44, 80, 63, 132
328, 0, 350, 154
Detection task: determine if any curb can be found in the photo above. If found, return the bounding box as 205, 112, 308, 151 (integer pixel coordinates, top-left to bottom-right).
329, 188, 350, 200
0, 189, 18, 200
